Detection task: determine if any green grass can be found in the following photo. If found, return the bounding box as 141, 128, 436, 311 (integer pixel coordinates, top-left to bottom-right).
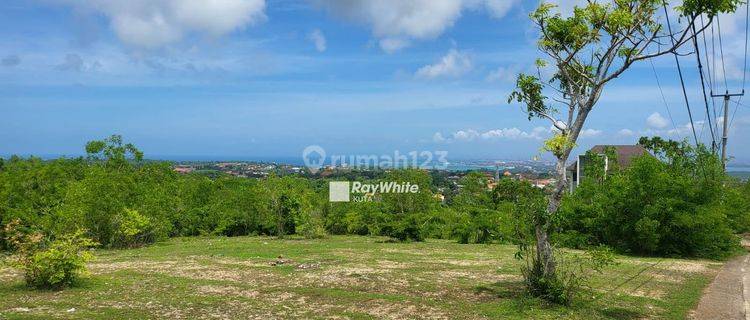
0, 236, 722, 319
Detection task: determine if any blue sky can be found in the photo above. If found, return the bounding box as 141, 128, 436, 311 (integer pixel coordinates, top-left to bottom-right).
1, 0, 749, 163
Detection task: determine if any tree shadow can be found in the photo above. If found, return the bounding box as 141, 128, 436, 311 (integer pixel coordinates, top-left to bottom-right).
474, 281, 646, 319
598, 307, 645, 319
474, 280, 526, 300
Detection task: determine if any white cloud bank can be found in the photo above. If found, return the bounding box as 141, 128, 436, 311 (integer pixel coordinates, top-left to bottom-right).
434, 126, 552, 143
416, 49, 472, 79
315, 0, 520, 52
54, 0, 267, 48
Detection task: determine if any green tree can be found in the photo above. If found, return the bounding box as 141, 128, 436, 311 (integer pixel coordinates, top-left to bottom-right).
452, 172, 491, 209
85, 135, 143, 169
508, 0, 740, 282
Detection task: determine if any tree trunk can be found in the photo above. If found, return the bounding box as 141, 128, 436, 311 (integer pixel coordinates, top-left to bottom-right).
536, 156, 568, 276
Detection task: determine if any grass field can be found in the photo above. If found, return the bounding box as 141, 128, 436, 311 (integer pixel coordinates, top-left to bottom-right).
0, 236, 723, 319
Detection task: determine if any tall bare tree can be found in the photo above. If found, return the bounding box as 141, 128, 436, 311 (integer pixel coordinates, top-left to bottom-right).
509, 0, 740, 278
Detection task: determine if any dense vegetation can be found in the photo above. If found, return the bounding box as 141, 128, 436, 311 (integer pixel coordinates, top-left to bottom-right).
0, 136, 514, 251
1, 135, 747, 262
554, 138, 749, 259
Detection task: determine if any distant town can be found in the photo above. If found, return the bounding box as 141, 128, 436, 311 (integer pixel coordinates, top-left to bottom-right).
170, 159, 558, 191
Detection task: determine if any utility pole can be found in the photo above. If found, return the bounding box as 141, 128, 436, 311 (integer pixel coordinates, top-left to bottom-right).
711, 90, 745, 170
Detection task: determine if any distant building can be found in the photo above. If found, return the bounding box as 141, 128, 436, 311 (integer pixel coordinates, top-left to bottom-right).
173, 166, 194, 174
567, 145, 650, 193
531, 178, 555, 189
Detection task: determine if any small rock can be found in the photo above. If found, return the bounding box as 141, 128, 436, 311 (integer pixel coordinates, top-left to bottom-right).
296, 263, 320, 270
270, 257, 292, 266
67, 308, 76, 313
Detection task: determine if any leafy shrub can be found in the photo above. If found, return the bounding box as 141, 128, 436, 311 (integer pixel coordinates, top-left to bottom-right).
420, 208, 462, 240
454, 207, 512, 244
4, 221, 96, 290
556, 139, 741, 259
382, 214, 424, 242
296, 209, 328, 239
112, 209, 156, 248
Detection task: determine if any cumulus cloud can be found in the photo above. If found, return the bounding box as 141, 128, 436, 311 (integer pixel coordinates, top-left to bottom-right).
453, 129, 481, 141
315, 0, 519, 52
486, 65, 520, 82
579, 128, 603, 138
54, 0, 266, 48
646, 112, 670, 129
618, 129, 635, 137
308, 29, 327, 52
433, 132, 448, 143
1, 55, 20, 67
415, 49, 472, 79
665, 121, 702, 137
434, 126, 551, 143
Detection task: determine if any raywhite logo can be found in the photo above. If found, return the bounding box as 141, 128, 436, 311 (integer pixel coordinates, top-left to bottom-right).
351, 181, 419, 194
329, 181, 350, 202
329, 181, 419, 202
302, 145, 326, 174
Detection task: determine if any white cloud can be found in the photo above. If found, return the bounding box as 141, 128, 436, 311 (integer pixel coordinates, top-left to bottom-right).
579, 128, 603, 138
436, 126, 551, 143
486, 65, 520, 82
416, 49, 472, 79
433, 132, 447, 143
55, 0, 267, 48
315, 0, 519, 52
481, 126, 550, 140
666, 121, 701, 137
618, 129, 635, 137
453, 129, 480, 141
308, 29, 327, 52
646, 112, 670, 129
709, 12, 748, 81
379, 38, 411, 53
481, 0, 520, 18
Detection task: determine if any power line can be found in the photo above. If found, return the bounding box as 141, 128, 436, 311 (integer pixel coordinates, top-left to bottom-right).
691, 22, 718, 152
717, 17, 729, 91
649, 57, 678, 132
700, 15, 714, 89
663, 3, 701, 149
711, 1, 749, 168
700, 14, 721, 141
729, 97, 743, 130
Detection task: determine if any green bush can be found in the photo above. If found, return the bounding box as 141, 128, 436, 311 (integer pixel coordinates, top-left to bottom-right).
4, 221, 96, 290
21, 232, 95, 290
382, 214, 424, 242
112, 209, 156, 248
556, 139, 741, 259
454, 208, 512, 244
